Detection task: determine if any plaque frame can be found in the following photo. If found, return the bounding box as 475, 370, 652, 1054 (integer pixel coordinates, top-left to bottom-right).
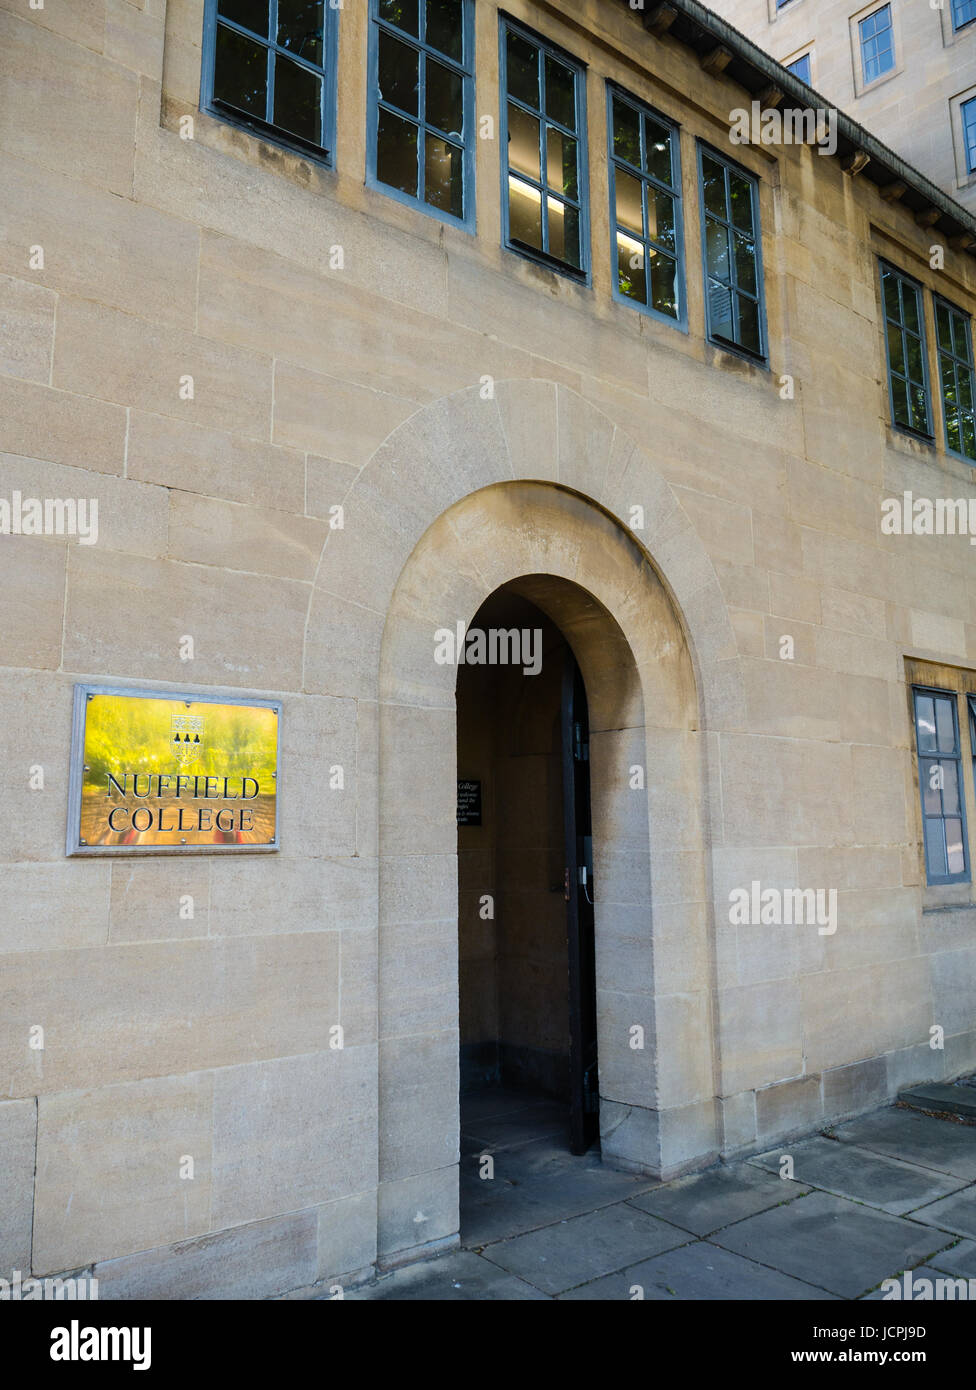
66, 683, 282, 857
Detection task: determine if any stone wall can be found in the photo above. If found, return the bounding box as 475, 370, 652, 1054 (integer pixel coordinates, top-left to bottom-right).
0, 0, 975, 1298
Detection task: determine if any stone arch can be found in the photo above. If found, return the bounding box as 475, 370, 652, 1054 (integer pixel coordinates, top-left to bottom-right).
302, 381, 744, 1265
304, 380, 741, 714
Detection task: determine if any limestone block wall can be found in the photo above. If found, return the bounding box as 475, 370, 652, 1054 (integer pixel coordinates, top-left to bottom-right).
0, 0, 974, 1297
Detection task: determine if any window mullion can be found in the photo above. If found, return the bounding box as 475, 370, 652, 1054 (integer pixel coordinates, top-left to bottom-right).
418, 48, 426, 203
266, 30, 276, 127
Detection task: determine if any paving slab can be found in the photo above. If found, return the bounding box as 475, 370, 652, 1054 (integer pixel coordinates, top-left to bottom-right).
460, 1140, 655, 1246
748, 1136, 968, 1215
479, 1203, 689, 1295
830, 1108, 976, 1181
899, 1084, 976, 1119
910, 1186, 976, 1239
557, 1239, 837, 1301
710, 1190, 955, 1298
351, 1251, 549, 1301
462, 1101, 569, 1153
928, 1238, 976, 1278
627, 1161, 810, 1236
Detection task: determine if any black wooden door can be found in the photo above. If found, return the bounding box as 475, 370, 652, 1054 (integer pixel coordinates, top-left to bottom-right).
561, 651, 599, 1154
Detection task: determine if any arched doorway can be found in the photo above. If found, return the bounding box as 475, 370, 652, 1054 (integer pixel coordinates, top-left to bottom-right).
457, 587, 598, 1179
372, 479, 717, 1265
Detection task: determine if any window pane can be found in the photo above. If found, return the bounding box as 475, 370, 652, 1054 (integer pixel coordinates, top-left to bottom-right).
647, 185, 675, 250
617, 232, 646, 303
921, 760, 942, 816
915, 695, 936, 752
274, 55, 321, 143
425, 134, 463, 217
426, 0, 462, 61
546, 127, 578, 200
708, 280, 734, 341
728, 173, 754, 232
506, 31, 539, 109
942, 760, 961, 815
947, 412, 962, 456
959, 366, 973, 411
426, 56, 463, 136
946, 819, 966, 876
644, 118, 672, 185
935, 696, 956, 753
218, 0, 269, 38
214, 23, 267, 117
705, 220, 730, 282
509, 175, 542, 249
615, 168, 644, 236
508, 103, 540, 182
905, 333, 923, 385
886, 322, 905, 377
941, 356, 956, 402
612, 98, 641, 168
548, 197, 580, 266
910, 385, 929, 433
963, 414, 976, 460
882, 270, 900, 320
378, 30, 419, 116
936, 302, 952, 351
733, 231, 757, 295
379, 0, 419, 34
890, 374, 909, 427
650, 250, 678, 319
902, 285, 920, 335
737, 295, 761, 355
277, 0, 324, 65
377, 107, 419, 195
701, 156, 726, 218
952, 311, 970, 360
544, 54, 576, 129
924, 818, 948, 879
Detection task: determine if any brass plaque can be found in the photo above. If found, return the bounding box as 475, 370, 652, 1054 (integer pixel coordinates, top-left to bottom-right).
67, 686, 280, 855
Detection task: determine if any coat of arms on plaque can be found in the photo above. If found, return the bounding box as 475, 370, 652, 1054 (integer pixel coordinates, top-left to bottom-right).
171, 712, 204, 762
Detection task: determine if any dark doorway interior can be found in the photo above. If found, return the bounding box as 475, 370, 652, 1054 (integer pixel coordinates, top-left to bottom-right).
456, 587, 599, 1165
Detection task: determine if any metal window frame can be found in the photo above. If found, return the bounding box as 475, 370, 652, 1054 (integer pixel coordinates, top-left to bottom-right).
606, 82, 686, 332
884, 258, 934, 436
934, 293, 976, 464
963, 95, 976, 174
858, 3, 895, 84
786, 52, 812, 83
365, 0, 477, 232
912, 684, 971, 886
696, 140, 768, 365
879, 259, 934, 440
201, 0, 340, 167
498, 14, 590, 283
951, 0, 976, 32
